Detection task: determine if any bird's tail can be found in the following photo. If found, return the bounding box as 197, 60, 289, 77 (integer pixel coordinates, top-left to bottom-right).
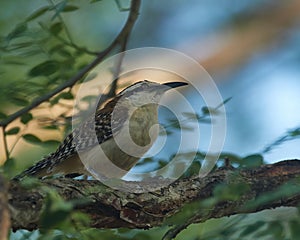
12, 153, 55, 181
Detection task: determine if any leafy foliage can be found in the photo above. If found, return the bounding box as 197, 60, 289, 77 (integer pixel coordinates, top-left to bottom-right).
262, 126, 300, 153
0, 0, 95, 112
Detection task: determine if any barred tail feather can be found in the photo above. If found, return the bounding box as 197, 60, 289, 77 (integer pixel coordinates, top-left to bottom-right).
12, 153, 55, 181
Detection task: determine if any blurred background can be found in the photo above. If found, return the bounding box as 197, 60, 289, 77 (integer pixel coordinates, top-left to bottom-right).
1, 0, 300, 168
1, 0, 300, 239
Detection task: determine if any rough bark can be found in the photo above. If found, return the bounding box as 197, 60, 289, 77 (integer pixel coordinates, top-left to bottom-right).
0, 174, 10, 240
8, 159, 300, 231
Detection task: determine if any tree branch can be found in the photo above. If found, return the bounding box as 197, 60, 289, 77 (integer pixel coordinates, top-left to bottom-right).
0, 0, 141, 128
8, 160, 300, 232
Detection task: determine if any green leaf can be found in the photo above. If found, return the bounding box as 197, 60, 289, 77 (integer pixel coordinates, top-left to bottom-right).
182, 112, 198, 119
11, 96, 29, 106
201, 106, 209, 115
268, 221, 284, 238
158, 159, 168, 168
51, 1, 79, 20
50, 92, 73, 105
6, 127, 20, 135
115, 0, 130, 11
42, 125, 59, 130
50, 98, 59, 106
2, 158, 16, 177
49, 44, 64, 54
202, 106, 221, 116
6, 23, 27, 41
289, 220, 300, 239
63, 5, 79, 12
43, 140, 61, 148
81, 95, 97, 103
29, 60, 59, 77
0, 112, 7, 119
18, 177, 40, 189
5, 41, 33, 51
289, 128, 300, 137
239, 221, 266, 237
58, 49, 72, 58
242, 154, 264, 168
4, 59, 26, 66
50, 22, 63, 35
167, 118, 181, 129
222, 96, 232, 105
184, 160, 201, 177
40, 189, 73, 231
215, 97, 233, 109
26, 6, 50, 22
22, 134, 42, 144
213, 182, 250, 201
51, 0, 67, 20
136, 157, 153, 166
21, 113, 33, 124
58, 92, 73, 100
180, 125, 194, 131
84, 72, 98, 82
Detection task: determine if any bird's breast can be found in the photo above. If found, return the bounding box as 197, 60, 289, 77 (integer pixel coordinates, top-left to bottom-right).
128, 104, 159, 147
80, 104, 160, 178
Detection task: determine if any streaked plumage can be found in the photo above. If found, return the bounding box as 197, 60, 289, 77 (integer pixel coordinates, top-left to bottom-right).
13, 80, 187, 180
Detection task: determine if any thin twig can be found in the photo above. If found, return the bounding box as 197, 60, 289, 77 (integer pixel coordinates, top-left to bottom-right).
163, 210, 211, 240
55, 35, 98, 55
107, 26, 130, 98
96, 33, 131, 108
39, 21, 98, 56
48, 0, 74, 44
8, 125, 28, 157
0, 0, 141, 128
1, 127, 9, 161
262, 126, 300, 154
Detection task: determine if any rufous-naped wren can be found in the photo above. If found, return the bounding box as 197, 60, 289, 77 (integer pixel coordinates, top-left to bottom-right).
13, 80, 187, 180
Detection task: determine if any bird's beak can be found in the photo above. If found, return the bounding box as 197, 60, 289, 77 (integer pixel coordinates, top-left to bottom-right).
162, 81, 188, 89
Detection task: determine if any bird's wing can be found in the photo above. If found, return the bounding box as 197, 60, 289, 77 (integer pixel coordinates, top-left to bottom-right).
72, 104, 129, 153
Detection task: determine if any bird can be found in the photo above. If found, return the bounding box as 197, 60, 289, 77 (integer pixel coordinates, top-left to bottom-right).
13, 80, 188, 180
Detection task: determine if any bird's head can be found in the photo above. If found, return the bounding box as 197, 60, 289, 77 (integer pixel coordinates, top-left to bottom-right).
117, 80, 188, 107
